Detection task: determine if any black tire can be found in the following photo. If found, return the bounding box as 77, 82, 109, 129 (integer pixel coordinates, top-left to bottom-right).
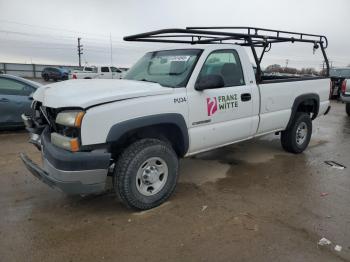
43, 75, 49, 81
114, 138, 179, 210
346, 103, 350, 117
281, 112, 312, 154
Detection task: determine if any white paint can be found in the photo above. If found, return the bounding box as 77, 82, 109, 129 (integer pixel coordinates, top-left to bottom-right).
33, 79, 172, 108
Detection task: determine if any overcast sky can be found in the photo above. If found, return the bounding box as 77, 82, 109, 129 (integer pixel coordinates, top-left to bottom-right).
0, 0, 349, 69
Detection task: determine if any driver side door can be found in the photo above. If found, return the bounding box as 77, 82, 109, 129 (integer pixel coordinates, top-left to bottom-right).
187, 49, 255, 153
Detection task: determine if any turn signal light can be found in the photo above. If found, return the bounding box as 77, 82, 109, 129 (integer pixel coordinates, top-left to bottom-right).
74, 112, 85, 128
70, 138, 80, 152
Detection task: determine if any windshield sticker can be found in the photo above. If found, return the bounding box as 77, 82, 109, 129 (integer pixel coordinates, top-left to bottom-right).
207, 94, 239, 116
167, 56, 190, 62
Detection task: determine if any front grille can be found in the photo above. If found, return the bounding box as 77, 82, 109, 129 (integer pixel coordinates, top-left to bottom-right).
33, 102, 81, 139
39, 106, 58, 131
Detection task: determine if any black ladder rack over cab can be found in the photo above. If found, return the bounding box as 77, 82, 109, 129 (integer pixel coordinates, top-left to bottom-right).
123, 27, 329, 83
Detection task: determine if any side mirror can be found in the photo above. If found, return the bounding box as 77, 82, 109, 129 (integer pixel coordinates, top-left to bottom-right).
195, 74, 224, 91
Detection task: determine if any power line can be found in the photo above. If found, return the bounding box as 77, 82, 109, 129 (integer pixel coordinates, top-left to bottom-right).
0, 29, 150, 50
0, 19, 112, 38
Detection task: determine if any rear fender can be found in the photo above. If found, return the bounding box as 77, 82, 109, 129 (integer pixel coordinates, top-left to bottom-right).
286, 93, 319, 129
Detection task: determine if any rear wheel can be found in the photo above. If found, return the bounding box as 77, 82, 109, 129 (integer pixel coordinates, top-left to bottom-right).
43, 75, 49, 81
114, 138, 179, 210
281, 112, 312, 154
346, 103, 350, 116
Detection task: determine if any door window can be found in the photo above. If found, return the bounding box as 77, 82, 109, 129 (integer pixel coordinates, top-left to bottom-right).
101, 67, 110, 73
0, 78, 33, 96
111, 67, 122, 73
198, 50, 245, 87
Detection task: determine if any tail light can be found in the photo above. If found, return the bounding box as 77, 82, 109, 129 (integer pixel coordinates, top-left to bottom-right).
72, 74, 77, 79
341, 80, 347, 94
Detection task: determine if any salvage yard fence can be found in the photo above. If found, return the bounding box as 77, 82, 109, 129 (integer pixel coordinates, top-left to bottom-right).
0, 62, 80, 79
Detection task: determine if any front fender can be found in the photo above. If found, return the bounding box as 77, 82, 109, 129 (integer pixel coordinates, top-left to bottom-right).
106, 113, 189, 155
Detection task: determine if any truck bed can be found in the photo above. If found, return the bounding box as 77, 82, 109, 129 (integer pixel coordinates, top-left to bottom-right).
255, 78, 330, 135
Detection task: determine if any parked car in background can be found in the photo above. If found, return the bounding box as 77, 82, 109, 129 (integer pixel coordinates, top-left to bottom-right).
118, 68, 129, 78
69, 66, 124, 79
41, 67, 69, 81
330, 67, 350, 99
0, 74, 41, 129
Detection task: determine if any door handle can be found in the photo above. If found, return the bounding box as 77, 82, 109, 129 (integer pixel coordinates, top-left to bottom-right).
241, 93, 251, 102
0, 98, 9, 103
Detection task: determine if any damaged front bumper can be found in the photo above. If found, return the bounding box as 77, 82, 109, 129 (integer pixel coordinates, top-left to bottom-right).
20, 114, 111, 195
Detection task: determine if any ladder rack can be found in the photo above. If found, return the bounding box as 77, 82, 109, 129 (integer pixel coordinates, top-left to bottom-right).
124, 27, 329, 81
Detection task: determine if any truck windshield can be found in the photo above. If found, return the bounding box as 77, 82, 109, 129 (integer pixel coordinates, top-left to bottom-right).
124, 49, 202, 87
330, 68, 350, 78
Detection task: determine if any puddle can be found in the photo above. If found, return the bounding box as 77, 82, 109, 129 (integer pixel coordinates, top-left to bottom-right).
194, 136, 288, 165
308, 139, 328, 148
179, 158, 230, 185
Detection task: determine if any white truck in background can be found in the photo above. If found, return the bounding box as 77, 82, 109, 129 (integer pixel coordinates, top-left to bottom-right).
21, 27, 331, 210
69, 66, 124, 79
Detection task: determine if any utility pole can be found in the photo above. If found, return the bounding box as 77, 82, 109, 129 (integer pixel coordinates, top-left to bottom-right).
285, 59, 289, 68
77, 37, 83, 67
110, 33, 113, 66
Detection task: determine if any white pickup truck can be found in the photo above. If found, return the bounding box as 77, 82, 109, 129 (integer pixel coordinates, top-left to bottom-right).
21, 27, 331, 210
69, 66, 124, 79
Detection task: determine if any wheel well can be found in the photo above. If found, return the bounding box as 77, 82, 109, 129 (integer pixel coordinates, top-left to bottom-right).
110, 124, 186, 158
286, 94, 320, 129
296, 98, 318, 119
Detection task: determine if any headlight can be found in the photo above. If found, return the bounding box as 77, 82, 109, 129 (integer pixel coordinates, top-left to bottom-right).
51, 133, 80, 152
56, 110, 85, 127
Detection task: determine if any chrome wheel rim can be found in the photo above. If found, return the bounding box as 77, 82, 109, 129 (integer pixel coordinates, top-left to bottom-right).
296, 122, 308, 145
136, 157, 168, 196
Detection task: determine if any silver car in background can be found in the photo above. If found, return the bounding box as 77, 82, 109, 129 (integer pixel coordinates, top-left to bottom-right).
0, 74, 41, 129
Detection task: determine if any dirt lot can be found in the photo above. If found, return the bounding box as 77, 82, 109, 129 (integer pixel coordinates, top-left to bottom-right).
0, 101, 349, 262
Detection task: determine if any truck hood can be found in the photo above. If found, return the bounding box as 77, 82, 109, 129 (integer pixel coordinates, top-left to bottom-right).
33, 79, 173, 108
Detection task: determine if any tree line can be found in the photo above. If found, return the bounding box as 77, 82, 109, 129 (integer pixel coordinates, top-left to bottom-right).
264, 64, 321, 75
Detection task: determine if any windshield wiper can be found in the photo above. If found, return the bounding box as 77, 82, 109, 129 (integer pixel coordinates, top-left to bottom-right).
139, 78, 158, 84
138, 78, 173, 88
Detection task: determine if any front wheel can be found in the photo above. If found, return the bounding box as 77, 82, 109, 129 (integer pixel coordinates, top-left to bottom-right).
281, 112, 312, 154
346, 103, 350, 117
114, 138, 179, 210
